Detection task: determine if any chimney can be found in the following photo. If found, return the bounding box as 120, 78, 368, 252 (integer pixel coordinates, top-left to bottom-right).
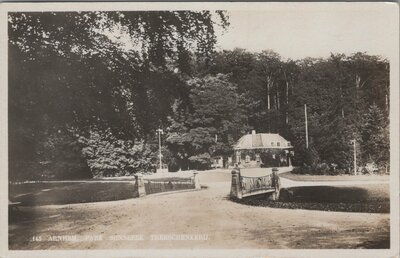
252, 130, 256, 135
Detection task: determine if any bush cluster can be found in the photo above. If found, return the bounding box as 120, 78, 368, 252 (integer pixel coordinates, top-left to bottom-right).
292, 163, 348, 175
79, 129, 157, 177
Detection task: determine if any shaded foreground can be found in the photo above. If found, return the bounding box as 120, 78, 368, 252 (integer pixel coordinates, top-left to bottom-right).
9, 181, 137, 206
9, 175, 196, 206
9, 171, 390, 249
236, 184, 389, 213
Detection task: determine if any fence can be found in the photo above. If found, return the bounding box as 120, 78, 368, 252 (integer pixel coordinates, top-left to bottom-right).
135, 172, 201, 197
231, 168, 280, 200
241, 174, 274, 195
144, 177, 196, 195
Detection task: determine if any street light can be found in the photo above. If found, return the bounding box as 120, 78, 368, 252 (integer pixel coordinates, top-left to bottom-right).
156, 128, 164, 172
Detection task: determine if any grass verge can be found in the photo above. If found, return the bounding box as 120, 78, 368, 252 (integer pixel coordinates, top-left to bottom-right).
235, 184, 389, 213
9, 181, 137, 206
279, 172, 390, 182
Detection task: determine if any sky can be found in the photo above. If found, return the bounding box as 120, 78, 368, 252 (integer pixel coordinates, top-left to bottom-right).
214, 3, 398, 60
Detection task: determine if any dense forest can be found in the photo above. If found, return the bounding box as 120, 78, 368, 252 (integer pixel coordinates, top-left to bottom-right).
9, 11, 390, 180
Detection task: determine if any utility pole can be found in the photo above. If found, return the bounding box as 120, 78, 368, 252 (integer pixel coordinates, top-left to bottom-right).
305, 104, 309, 149
352, 139, 357, 175
156, 128, 164, 171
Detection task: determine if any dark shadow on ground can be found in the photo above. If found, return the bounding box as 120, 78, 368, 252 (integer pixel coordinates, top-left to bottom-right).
9, 208, 37, 224
357, 238, 390, 249
9, 182, 137, 206
234, 185, 389, 213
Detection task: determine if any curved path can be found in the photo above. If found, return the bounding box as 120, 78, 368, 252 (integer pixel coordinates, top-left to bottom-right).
9, 170, 389, 250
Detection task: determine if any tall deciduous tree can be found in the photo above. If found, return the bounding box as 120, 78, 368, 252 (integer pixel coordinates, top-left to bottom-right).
9, 11, 228, 180
166, 74, 247, 170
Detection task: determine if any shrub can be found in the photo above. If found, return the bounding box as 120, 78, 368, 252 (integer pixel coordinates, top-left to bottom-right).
188, 153, 212, 170
292, 147, 320, 167
79, 128, 157, 177
316, 163, 330, 175
9, 129, 92, 182
335, 168, 348, 175
291, 167, 305, 175
291, 162, 347, 176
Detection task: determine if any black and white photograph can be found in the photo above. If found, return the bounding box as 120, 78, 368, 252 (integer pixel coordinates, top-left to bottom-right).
1, 2, 399, 257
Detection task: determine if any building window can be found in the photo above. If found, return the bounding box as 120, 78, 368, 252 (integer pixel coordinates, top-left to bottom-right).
287, 141, 291, 146
271, 142, 274, 146
277, 142, 280, 147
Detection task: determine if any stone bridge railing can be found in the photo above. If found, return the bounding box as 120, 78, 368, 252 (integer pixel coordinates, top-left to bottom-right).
134, 172, 201, 197
231, 168, 280, 200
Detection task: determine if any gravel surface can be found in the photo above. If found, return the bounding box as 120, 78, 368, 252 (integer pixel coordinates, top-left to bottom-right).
9, 170, 390, 250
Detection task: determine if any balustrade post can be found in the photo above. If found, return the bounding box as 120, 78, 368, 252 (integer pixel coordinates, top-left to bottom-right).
193, 172, 201, 190
134, 173, 146, 197
271, 167, 280, 201
231, 168, 242, 199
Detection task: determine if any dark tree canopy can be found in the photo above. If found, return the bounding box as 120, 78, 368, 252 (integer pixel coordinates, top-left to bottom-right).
9, 11, 229, 180
8, 11, 390, 180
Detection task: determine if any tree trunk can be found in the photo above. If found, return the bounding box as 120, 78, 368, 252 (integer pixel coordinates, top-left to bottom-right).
286, 81, 289, 104
223, 156, 227, 168
266, 76, 273, 110
385, 93, 389, 111
340, 89, 345, 118
355, 73, 361, 105
286, 111, 288, 124
277, 90, 280, 110
356, 74, 361, 88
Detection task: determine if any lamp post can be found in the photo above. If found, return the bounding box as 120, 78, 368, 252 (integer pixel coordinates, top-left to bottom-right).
156, 128, 164, 172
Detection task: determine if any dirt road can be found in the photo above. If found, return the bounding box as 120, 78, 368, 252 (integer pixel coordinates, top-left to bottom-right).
9, 170, 389, 249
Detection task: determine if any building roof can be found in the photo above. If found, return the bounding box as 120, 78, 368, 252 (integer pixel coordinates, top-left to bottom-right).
234, 132, 293, 150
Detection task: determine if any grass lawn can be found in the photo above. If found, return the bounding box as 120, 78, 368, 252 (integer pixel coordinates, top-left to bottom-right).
9, 181, 137, 206
279, 171, 390, 182
9, 175, 198, 206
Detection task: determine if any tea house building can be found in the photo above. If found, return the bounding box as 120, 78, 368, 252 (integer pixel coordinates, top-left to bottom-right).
233, 130, 293, 168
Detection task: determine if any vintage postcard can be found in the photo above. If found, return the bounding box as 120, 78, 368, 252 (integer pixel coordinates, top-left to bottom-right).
0, 2, 399, 258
